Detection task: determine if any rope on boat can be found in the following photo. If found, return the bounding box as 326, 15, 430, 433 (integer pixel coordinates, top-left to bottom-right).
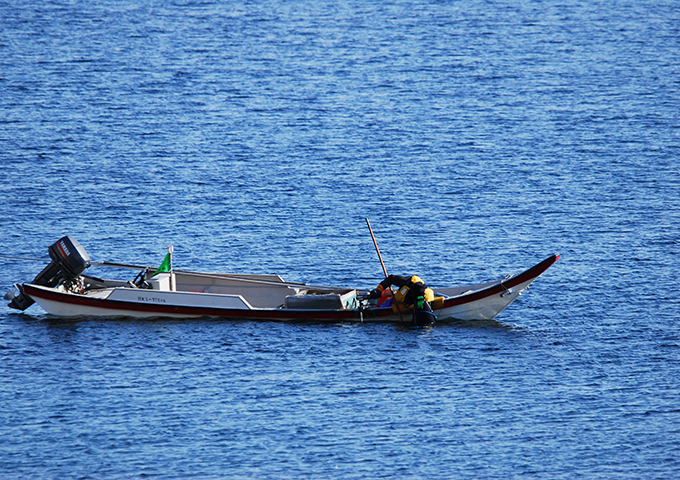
499, 273, 514, 298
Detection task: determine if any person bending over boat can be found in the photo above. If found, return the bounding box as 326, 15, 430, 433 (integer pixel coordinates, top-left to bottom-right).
369, 275, 434, 309
368, 275, 444, 326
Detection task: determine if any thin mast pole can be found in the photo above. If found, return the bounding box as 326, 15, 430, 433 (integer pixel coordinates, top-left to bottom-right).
365, 219, 405, 322
366, 218, 388, 278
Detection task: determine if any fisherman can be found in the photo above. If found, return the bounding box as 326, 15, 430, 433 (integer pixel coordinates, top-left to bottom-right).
369, 274, 438, 325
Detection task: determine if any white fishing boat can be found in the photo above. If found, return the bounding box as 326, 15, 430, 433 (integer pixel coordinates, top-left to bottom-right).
6, 236, 559, 325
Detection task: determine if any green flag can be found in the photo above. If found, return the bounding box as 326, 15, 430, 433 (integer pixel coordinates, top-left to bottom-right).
153, 252, 172, 276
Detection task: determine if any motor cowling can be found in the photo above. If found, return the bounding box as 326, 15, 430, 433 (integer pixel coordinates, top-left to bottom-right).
7, 236, 90, 311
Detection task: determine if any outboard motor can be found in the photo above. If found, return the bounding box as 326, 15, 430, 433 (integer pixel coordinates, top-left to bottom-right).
7, 236, 90, 311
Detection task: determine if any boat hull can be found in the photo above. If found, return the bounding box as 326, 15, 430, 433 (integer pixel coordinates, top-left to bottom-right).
22, 283, 360, 322
20, 254, 559, 323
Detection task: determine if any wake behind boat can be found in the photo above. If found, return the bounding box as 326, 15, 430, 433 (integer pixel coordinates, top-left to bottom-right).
5, 236, 559, 325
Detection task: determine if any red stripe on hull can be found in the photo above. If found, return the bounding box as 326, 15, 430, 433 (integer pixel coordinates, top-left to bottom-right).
442, 253, 559, 308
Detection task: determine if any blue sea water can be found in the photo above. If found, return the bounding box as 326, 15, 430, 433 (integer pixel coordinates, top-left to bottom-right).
1, 0, 679, 477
